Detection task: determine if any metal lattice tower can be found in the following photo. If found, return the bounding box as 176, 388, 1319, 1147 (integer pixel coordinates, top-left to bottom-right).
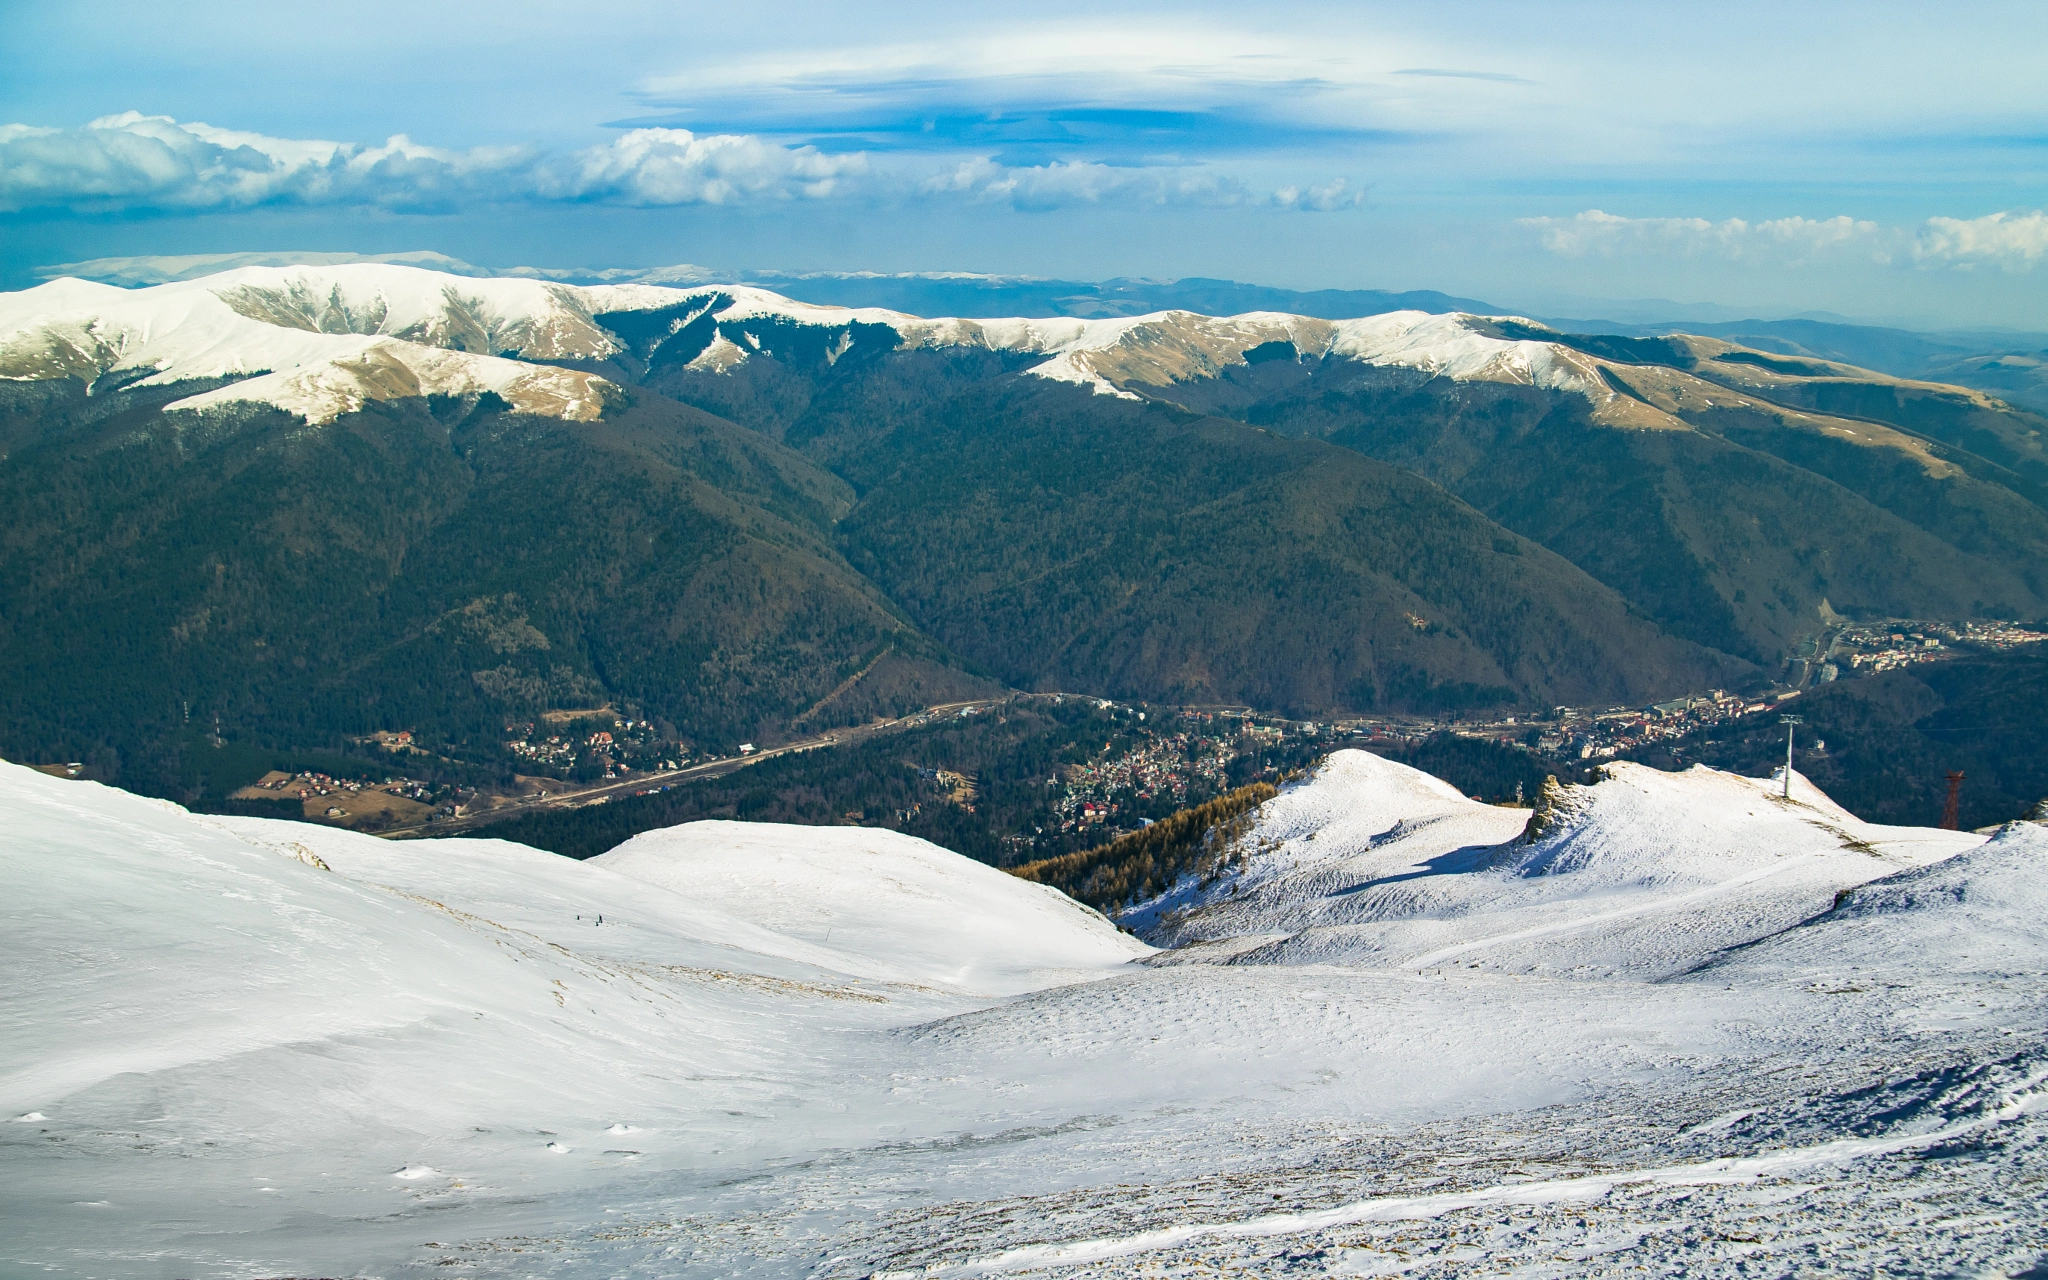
1941, 771, 1965, 830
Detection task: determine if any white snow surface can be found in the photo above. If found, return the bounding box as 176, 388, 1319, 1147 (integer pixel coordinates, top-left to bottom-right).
1702, 819, 2048, 983
1134, 751, 1982, 977
6, 752, 2047, 1278
0, 263, 1668, 425
593, 820, 1146, 995
0, 265, 665, 422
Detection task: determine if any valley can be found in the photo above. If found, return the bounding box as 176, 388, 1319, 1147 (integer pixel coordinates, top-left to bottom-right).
7, 262, 2046, 837
13, 8, 2046, 1276
223, 608, 2031, 872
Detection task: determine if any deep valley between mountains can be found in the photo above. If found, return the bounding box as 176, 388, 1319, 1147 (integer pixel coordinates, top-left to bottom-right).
4, 263, 2044, 833
7, 262, 2048, 1280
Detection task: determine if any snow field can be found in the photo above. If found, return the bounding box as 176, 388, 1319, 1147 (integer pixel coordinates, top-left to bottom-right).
1135, 751, 1982, 978
0, 761, 1135, 1274
4, 749, 2045, 1277
593, 820, 1149, 995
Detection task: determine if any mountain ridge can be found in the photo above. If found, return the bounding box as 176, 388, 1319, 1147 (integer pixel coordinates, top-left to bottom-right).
5, 261, 2043, 808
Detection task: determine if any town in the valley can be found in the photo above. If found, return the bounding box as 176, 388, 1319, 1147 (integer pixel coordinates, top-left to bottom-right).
190, 618, 2046, 846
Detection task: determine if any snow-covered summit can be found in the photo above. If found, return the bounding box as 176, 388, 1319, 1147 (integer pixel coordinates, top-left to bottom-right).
593, 819, 1148, 994
1135, 750, 1981, 978
0, 264, 635, 423
0, 261, 1750, 429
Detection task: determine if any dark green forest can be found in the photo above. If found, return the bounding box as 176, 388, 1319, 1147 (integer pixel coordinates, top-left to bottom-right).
1369, 732, 1592, 805
0, 381, 965, 801
8, 294, 2047, 835
1009, 782, 1276, 911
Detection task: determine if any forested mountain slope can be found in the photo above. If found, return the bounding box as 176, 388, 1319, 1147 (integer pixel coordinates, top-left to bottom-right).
0, 377, 963, 796
4, 263, 2041, 803
821, 378, 1743, 712
633, 287, 2048, 669
1237, 368, 2048, 661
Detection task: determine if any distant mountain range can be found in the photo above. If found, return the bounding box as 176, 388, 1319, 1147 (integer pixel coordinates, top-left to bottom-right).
45, 250, 2046, 414
4, 262, 2045, 803
33, 249, 1499, 322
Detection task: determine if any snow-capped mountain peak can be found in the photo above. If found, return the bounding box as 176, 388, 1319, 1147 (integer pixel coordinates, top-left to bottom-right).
0, 262, 1958, 447
0, 263, 640, 423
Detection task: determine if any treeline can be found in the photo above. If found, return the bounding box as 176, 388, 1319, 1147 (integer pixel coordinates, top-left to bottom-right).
1366, 732, 1588, 805
1008, 781, 1276, 912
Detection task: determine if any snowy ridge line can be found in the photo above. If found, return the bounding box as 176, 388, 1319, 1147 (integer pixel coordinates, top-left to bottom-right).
0, 262, 1672, 426
886, 1067, 2048, 1278
161, 337, 616, 424
1137, 755, 1980, 976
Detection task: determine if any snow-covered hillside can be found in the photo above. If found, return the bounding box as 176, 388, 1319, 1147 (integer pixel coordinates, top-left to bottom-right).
5, 754, 2046, 1278
1699, 819, 2048, 984
1133, 750, 1981, 977
0, 267, 637, 423
0, 262, 1896, 432
593, 820, 1145, 994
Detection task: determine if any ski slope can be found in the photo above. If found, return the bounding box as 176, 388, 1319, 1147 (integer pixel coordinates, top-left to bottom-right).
3, 753, 2045, 1278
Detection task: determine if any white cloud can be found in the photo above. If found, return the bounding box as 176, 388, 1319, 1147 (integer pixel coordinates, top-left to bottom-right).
0, 113, 1365, 216
922, 158, 1244, 210
0, 114, 859, 213
1522, 210, 1883, 260
1913, 211, 2048, 271
1525, 208, 2048, 274
1273, 179, 1367, 212
0, 113, 519, 213
925, 159, 1363, 213
538, 129, 868, 205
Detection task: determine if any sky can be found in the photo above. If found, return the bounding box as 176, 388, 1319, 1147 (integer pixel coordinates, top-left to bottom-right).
2, 0, 2045, 328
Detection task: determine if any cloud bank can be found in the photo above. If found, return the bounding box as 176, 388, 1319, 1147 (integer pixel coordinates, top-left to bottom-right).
0, 113, 1366, 216
922, 159, 1364, 212
1915, 211, 2048, 270
1523, 210, 1881, 260
1525, 209, 2048, 271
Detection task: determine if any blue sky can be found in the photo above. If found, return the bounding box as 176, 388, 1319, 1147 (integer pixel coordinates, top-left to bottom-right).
3, 0, 2045, 327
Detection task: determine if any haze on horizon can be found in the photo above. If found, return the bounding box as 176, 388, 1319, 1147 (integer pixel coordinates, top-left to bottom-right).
2, 0, 2044, 329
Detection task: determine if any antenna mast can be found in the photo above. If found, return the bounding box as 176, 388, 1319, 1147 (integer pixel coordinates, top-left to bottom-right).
1941, 771, 1964, 830
1779, 716, 1803, 800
